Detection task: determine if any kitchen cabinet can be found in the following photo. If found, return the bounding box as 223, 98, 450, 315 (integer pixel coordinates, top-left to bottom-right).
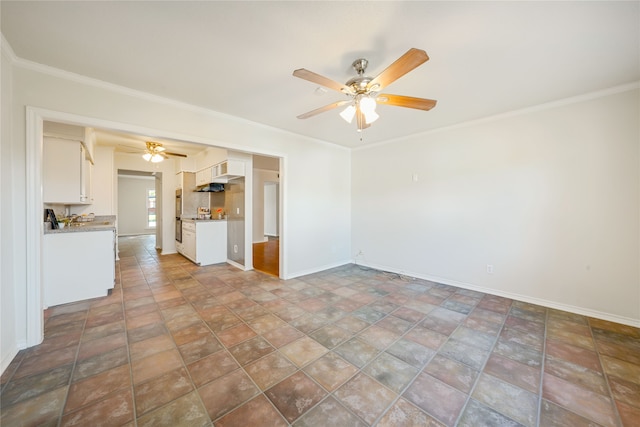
195, 160, 245, 186
43, 229, 115, 307
178, 220, 227, 265
43, 137, 93, 204
182, 222, 197, 260
196, 167, 215, 186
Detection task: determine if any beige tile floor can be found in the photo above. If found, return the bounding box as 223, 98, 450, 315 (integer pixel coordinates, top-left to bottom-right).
1, 235, 639, 426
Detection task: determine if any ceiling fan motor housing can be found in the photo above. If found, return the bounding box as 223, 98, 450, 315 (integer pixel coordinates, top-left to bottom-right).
347, 58, 374, 94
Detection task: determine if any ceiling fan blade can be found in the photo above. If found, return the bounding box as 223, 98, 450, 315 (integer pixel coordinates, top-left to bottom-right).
376, 94, 437, 111
367, 48, 429, 91
293, 68, 353, 94
164, 151, 188, 158
297, 100, 351, 119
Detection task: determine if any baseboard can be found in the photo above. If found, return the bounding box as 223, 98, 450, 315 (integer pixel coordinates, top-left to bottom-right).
354, 261, 640, 328
1, 342, 21, 376
227, 259, 248, 271
285, 260, 352, 281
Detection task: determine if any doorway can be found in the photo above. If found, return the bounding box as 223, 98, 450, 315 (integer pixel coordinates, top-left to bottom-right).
252, 156, 280, 276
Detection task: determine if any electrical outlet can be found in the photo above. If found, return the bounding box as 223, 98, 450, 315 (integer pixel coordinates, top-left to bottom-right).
233, 244, 238, 253
486, 264, 494, 274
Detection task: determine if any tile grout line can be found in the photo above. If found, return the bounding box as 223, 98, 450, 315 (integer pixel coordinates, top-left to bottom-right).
450, 297, 512, 427
587, 317, 625, 427
120, 251, 139, 427
52, 294, 91, 427
366, 281, 453, 427
535, 305, 550, 427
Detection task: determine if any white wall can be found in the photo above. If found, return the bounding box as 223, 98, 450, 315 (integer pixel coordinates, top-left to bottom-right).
117, 175, 156, 235
264, 182, 279, 237
1, 53, 352, 370
352, 87, 640, 325
253, 168, 280, 242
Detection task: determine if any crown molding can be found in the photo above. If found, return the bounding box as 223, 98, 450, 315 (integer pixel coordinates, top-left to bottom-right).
6, 42, 348, 153
354, 81, 640, 152
1, 33, 18, 62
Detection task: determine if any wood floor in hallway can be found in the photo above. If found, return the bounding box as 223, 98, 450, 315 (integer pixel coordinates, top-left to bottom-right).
253, 237, 279, 277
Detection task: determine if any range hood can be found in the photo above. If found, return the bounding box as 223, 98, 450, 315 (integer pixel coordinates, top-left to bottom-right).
196, 183, 225, 192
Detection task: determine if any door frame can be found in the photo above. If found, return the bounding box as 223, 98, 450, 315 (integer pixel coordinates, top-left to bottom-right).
25, 106, 287, 346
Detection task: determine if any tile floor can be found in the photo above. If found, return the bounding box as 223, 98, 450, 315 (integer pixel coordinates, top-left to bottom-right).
1, 235, 639, 426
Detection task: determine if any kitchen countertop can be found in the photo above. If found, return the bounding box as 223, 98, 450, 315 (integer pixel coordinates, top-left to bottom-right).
181, 217, 227, 222
45, 215, 116, 234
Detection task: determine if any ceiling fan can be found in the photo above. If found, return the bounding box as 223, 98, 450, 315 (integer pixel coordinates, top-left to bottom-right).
143, 142, 187, 162
293, 48, 437, 132
123, 141, 188, 163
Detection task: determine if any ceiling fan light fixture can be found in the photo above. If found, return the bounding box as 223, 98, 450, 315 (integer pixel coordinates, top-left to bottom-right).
142, 152, 152, 162
150, 153, 164, 163
339, 104, 356, 123
364, 110, 379, 124
359, 96, 377, 115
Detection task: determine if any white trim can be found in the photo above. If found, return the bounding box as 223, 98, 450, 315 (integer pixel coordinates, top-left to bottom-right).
25, 108, 44, 346
353, 81, 640, 152
1, 344, 19, 374
8, 31, 638, 153
227, 259, 249, 271
0, 34, 17, 63
279, 157, 286, 279
355, 261, 640, 328
285, 260, 352, 281
12, 55, 347, 152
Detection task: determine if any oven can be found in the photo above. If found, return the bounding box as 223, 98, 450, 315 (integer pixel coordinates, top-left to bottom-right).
175, 189, 182, 218
175, 189, 183, 243
175, 219, 182, 243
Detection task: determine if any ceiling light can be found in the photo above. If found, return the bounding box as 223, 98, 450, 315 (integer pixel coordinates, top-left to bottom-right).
359, 96, 377, 115
364, 110, 379, 124
142, 141, 165, 162
340, 105, 356, 123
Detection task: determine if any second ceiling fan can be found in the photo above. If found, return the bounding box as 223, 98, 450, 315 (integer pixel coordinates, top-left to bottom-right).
293, 48, 437, 132
141, 141, 187, 163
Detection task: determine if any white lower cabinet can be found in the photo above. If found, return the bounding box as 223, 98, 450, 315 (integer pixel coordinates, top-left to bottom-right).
178, 220, 227, 266
182, 229, 196, 261
43, 230, 115, 307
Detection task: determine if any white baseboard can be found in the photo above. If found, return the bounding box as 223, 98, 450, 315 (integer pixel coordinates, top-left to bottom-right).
354, 261, 640, 328
1, 341, 22, 376
285, 260, 352, 281
227, 259, 248, 271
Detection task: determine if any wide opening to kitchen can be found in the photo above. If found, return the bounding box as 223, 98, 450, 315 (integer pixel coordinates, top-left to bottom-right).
41, 120, 282, 310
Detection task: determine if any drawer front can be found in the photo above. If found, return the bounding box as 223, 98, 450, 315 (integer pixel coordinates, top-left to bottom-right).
183, 221, 196, 232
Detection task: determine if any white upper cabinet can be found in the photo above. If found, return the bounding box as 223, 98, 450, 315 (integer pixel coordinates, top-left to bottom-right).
43, 137, 93, 204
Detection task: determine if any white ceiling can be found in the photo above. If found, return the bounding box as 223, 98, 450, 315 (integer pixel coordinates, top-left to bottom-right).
3, 1, 639, 149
